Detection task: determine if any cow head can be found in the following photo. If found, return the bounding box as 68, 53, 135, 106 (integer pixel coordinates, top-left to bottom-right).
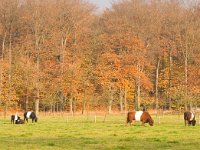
149, 118, 154, 126
188, 119, 196, 126
191, 119, 196, 126
35, 117, 38, 122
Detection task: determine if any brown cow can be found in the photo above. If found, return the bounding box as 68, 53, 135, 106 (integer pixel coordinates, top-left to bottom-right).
127, 111, 154, 126
184, 111, 196, 126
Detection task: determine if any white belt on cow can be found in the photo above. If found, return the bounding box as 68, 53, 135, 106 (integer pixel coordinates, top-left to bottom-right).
26, 112, 32, 118
135, 111, 143, 121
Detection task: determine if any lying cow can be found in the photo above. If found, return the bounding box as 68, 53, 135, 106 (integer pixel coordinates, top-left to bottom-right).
127, 111, 154, 126
11, 114, 20, 124
24, 111, 38, 123
16, 117, 25, 124
184, 111, 196, 126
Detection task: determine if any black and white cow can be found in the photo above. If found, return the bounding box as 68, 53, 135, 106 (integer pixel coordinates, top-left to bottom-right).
11, 114, 20, 124
11, 114, 24, 124
24, 111, 38, 123
16, 117, 25, 124
184, 111, 196, 126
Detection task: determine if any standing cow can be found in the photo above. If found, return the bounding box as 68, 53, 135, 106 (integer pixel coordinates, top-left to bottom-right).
127, 111, 154, 126
24, 111, 38, 123
11, 114, 20, 124
184, 111, 196, 126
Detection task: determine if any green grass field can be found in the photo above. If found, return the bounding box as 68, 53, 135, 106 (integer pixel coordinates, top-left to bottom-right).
0, 114, 200, 150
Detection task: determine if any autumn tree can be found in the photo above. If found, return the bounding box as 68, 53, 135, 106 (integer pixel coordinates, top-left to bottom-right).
0, 0, 20, 117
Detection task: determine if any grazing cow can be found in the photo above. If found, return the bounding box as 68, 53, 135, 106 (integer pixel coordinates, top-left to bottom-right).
127, 111, 154, 126
11, 114, 20, 124
24, 111, 38, 123
184, 111, 196, 126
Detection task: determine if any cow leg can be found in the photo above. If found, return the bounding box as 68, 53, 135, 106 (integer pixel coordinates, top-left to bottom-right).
11, 116, 15, 124
188, 121, 190, 126
129, 120, 133, 126
126, 117, 132, 126
127, 118, 130, 125
127, 120, 132, 126
130, 120, 132, 126
141, 121, 145, 126
132, 120, 137, 126
32, 117, 36, 123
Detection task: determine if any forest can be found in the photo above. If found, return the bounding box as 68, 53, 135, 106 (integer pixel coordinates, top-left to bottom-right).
0, 0, 199, 116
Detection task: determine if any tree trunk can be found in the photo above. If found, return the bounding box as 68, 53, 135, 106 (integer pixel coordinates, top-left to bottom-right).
35, 53, 40, 116
0, 33, 6, 110
136, 84, 141, 111
35, 88, 39, 115
168, 46, 172, 110
119, 85, 123, 113
82, 88, 86, 115
124, 82, 127, 112
108, 103, 112, 114
155, 58, 160, 114
73, 98, 76, 114
4, 103, 8, 119
6, 34, 12, 118
135, 78, 141, 111
184, 49, 189, 110
108, 85, 113, 114
70, 97, 73, 115
25, 94, 28, 111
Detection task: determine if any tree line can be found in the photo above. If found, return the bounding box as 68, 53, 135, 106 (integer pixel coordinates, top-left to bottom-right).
0, 0, 199, 116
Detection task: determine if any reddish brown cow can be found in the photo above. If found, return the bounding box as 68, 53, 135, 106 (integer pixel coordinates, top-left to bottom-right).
184, 111, 196, 126
127, 111, 154, 126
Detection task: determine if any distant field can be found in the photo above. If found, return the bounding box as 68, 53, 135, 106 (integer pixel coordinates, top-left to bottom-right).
0, 114, 200, 150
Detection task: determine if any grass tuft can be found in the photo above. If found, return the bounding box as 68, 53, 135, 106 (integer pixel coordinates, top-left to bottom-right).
47, 142, 55, 146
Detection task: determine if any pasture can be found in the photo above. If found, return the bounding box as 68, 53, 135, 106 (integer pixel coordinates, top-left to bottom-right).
0, 113, 200, 150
